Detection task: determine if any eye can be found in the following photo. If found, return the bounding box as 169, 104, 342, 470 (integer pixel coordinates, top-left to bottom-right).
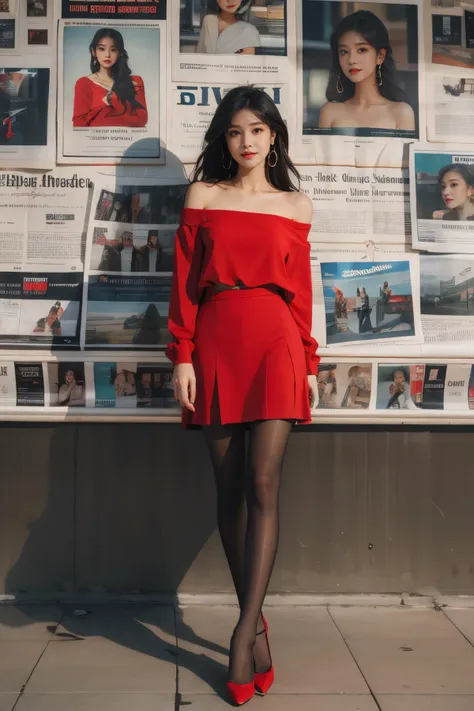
227, 130, 239, 137
339, 48, 347, 56
358, 47, 368, 53
253, 127, 263, 134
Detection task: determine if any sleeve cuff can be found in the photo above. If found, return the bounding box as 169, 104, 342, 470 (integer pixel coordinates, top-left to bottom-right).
306, 351, 320, 376
165, 340, 194, 365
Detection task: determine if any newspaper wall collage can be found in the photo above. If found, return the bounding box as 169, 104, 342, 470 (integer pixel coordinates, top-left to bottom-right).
1, 0, 474, 419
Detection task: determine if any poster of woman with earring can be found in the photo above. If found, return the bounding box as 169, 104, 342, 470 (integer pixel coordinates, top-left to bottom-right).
58, 20, 166, 164
298, 0, 420, 167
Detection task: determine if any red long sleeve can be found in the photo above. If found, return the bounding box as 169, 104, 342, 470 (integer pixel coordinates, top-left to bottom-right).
73, 76, 148, 128
165, 221, 203, 365
286, 237, 320, 375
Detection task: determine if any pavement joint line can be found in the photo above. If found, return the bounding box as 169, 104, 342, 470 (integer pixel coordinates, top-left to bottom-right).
326, 606, 383, 711
441, 606, 474, 653
173, 605, 181, 711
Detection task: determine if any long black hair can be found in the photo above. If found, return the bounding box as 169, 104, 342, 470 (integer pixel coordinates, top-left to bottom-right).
438, 163, 474, 191
206, 0, 253, 18
193, 85, 300, 192
89, 28, 144, 115
326, 10, 409, 103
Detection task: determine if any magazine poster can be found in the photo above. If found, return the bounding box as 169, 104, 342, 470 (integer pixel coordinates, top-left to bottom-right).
410, 144, 474, 254
15, 361, 45, 405
172, 0, 292, 83
0, 359, 16, 405
314, 362, 373, 410
318, 257, 422, 347
0, 64, 54, 168
297, 0, 422, 167
420, 255, 474, 345
0, 272, 83, 347
58, 20, 166, 164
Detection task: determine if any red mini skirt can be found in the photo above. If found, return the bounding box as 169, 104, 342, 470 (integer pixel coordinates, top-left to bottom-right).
183, 287, 311, 428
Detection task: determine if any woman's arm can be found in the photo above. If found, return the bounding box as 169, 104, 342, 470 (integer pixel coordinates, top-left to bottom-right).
73, 77, 95, 127
285, 193, 320, 376
318, 102, 335, 128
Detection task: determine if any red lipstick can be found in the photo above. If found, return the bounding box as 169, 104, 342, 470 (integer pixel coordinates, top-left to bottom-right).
349, 68, 361, 74
241, 152, 257, 159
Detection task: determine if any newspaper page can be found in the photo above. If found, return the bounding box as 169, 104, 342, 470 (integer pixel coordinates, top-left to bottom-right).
61, 0, 167, 20
82, 177, 187, 349
296, 0, 421, 167
0, 168, 93, 271
410, 144, 474, 253
45, 362, 87, 407
313, 362, 373, 410
301, 166, 410, 244
0, 360, 16, 406
171, 0, 293, 83
431, 0, 474, 69
168, 83, 289, 164
58, 20, 166, 164
426, 73, 474, 143
0, 61, 55, 168
420, 254, 474, 345
0, 273, 83, 347
22, 0, 54, 55
316, 256, 422, 348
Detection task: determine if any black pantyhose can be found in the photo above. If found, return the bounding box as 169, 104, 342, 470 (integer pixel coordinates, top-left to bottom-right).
203, 419, 292, 684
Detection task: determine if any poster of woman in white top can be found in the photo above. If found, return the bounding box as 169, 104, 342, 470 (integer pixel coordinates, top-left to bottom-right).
172, 0, 292, 83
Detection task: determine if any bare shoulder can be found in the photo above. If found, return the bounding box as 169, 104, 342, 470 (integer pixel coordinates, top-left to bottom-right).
287, 191, 313, 223
319, 101, 343, 127
393, 101, 415, 130
184, 181, 216, 209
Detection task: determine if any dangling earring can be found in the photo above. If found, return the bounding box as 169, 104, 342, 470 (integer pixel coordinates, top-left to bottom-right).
221, 148, 232, 171
92, 56, 99, 72
336, 73, 344, 94
376, 64, 383, 87
268, 142, 278, 168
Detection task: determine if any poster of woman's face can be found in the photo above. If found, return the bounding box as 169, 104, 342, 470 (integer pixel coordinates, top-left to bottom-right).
302, 0, 419, 139
172, 0, 290, 83
58, 20, 165, 164
411, 149, 474, 252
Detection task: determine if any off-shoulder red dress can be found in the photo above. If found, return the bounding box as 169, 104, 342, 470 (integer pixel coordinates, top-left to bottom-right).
73, 76, 148, 127
165, 207, 319, 427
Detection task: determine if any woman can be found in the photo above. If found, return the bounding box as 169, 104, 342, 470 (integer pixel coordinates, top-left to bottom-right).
58, 368, 85, 406
319, 10, 415, 131
165, 86, 319, 705
359, 286, 372, 333
196, 0, 261, 55
73, 28, 148, 128
433, 164, 474, 221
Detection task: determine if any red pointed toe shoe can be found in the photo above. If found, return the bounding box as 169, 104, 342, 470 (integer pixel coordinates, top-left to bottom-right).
254, 614, 274, 696
226, 680, 255, 706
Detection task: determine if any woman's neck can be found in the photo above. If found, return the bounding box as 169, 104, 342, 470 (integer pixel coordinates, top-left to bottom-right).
95, 67, 113, 82
457, 201, 474, 220
232, 165, 273, 193
219, 10, 238, 25
351, 74, 383, 106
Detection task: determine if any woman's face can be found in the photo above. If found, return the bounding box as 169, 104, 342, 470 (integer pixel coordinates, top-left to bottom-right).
393, 371, 405, 386
148, 234, 158, 247
65, 370, 75, 385
225, 109, 276, 170
93, 37, 120, 70
217, 0, 242, 13
440, 171, 473, 209
338, 31, 385, 85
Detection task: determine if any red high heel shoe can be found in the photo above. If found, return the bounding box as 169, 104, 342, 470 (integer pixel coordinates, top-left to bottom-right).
254, 614, 274, 695
226, 680, 255, 706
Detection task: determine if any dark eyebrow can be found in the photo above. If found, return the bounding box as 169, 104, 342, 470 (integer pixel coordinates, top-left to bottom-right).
227, 121, 265, 129
338, 41, 370, 47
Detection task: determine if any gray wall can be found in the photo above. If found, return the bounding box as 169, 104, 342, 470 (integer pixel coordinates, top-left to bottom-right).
1, 424, 473, 597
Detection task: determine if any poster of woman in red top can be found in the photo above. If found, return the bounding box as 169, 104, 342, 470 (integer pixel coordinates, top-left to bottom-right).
58, 20, 164, 164
72, 28, 148, 128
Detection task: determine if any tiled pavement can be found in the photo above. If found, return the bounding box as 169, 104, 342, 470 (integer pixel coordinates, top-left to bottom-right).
1, 602, 474, 709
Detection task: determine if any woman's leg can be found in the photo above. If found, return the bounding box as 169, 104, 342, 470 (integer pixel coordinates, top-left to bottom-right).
228, 419, 292, 683
203, 423, 248, 606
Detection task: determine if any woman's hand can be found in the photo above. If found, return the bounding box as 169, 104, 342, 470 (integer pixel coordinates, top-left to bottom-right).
172, 363, 196, 412
308, 374, 319, 410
